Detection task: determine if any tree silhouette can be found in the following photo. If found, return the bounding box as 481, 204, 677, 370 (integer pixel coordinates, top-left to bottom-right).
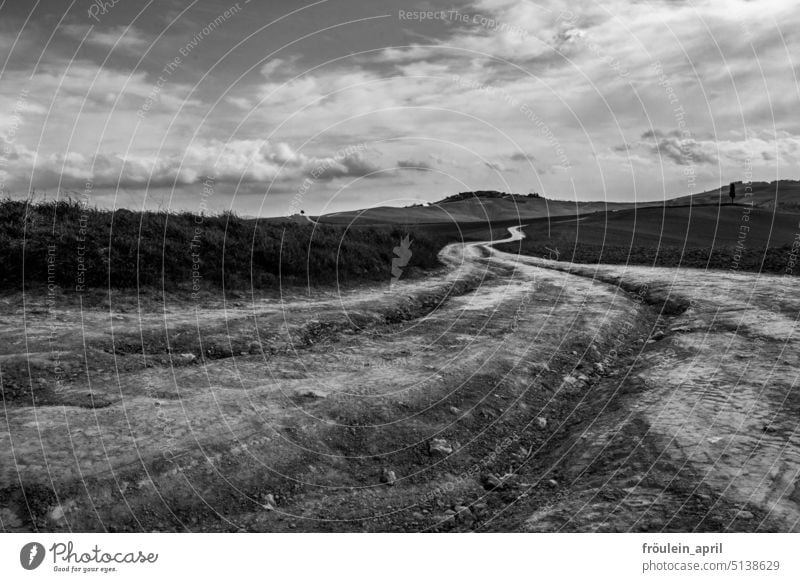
729, 182, 736, 205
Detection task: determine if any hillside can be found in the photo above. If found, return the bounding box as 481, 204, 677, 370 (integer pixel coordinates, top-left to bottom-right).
499, 203, 800, 273
534, 204, 800, 248
316, 181, 800, 227
667, 180, 800, 212
315, 192, 637, 226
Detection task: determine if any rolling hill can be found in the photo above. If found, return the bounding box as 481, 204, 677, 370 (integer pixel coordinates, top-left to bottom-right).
529, 204, 800, 249
297, 181, 800, 273
498, 202, 800, 274
313, 180, 800, 229
666, 180, 800, 212
314, 192, 638, 226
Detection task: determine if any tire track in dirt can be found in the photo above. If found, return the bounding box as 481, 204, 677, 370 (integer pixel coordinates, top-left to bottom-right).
3, 231, 797, 532
0, 230, 645, 531
497, 254, 800, 532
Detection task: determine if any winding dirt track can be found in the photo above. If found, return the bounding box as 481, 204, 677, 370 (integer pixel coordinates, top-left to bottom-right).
1, 229, 799, 532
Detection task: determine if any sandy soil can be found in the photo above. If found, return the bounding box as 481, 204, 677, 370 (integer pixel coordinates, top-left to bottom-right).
1, 228, 798, 532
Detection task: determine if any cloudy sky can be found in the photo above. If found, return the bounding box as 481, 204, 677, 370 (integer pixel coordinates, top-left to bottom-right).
0, 0, 797, 216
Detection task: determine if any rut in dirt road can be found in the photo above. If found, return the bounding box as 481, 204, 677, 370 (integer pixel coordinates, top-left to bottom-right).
1, 228, 798, 532
498, 251, 800, 533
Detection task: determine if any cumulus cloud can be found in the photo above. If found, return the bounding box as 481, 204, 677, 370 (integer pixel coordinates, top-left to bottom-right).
640, 130, 719, 166
380, 0, 556, 64
1, 136, 199, 191
260, 57, 299, 80
615, 130, 800, 170
0, 137, 384, 193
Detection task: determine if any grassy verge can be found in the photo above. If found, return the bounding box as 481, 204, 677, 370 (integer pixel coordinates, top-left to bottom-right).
495, 240, 799, 275
0, 199, 452, 292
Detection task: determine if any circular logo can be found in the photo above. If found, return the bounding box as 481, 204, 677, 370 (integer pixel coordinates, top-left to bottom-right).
20, 542, 46, 570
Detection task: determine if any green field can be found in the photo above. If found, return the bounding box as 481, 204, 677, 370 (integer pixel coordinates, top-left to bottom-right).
497, 202, 800, 273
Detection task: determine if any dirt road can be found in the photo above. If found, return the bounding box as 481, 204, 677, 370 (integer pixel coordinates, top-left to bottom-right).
1, 229, 798, 532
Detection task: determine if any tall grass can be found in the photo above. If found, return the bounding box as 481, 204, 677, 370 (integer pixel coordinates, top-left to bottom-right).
0, 199, 447, 291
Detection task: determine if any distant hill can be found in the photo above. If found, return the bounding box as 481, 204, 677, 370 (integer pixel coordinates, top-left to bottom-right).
667, 180, 800, 213
314, 180, 800, 227
316, 191, 637, 226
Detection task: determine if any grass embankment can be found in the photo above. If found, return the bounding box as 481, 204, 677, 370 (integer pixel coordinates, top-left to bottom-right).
0, 199, 453, 292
